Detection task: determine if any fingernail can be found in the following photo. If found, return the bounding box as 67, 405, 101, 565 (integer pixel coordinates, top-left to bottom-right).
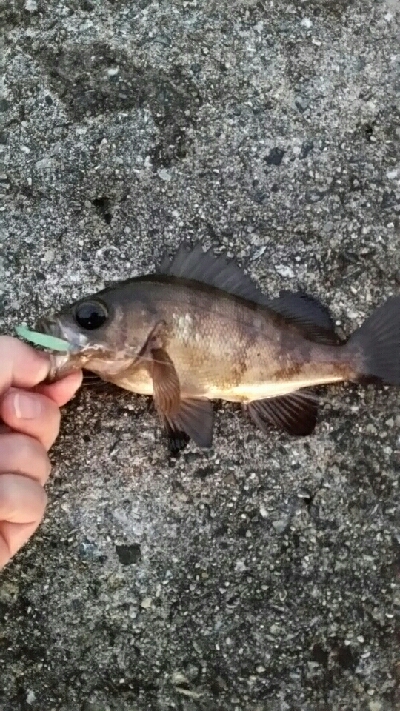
12, 392, 42, 420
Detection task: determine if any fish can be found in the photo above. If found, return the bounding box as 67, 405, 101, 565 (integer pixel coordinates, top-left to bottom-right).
35, 242, 400, 453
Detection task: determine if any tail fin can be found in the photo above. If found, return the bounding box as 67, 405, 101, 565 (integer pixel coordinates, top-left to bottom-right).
347, 295, 400, 385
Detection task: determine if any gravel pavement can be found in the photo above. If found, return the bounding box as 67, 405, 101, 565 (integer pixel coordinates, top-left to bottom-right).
0, 0, 400, 709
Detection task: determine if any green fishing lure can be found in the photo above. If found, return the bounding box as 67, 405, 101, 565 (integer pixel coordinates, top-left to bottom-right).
15, 325, 72, 352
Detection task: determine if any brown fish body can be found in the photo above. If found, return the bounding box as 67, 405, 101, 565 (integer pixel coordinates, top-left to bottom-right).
40, 243, 400, 450
101, 275, 354, 402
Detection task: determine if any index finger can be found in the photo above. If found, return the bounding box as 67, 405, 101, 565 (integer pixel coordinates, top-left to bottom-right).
0, 336, 50, 396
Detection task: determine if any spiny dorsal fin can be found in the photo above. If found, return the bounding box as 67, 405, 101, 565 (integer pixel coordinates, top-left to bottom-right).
157, 242, 268, 304
267, 290, 340, 346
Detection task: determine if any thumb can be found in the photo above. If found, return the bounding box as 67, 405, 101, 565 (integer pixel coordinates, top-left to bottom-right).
0, 337, 50, 396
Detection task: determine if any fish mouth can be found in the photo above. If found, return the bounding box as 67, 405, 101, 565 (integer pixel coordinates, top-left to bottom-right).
35, 316, 88, 351
34, 316, 90, 382
35, 316, 136, 381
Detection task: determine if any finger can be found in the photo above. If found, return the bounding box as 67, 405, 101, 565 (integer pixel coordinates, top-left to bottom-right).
0, 520, 42, 569
0, 337, 50, 395
0, 433, 51, 486
35, 370, 83, 407
0, 473, 47, 569
0, 388, 61, 450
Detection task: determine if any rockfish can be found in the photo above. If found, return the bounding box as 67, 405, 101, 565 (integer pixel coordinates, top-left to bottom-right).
36, 243, 400, 452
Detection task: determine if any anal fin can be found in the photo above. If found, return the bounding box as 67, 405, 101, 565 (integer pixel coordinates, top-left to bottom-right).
247, 390, 318, 436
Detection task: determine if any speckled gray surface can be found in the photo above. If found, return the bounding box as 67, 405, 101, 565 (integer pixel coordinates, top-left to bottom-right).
1, 0, 400, 709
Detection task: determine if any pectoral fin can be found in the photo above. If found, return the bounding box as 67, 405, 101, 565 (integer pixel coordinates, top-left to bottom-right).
247, 390, 318, 436
146, 342, 214, 449
150, 347, 181, 418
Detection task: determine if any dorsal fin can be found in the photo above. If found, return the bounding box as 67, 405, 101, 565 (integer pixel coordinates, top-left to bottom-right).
157, 242, 268, 303
157, 244, 339, 345
266, 290, 340, 345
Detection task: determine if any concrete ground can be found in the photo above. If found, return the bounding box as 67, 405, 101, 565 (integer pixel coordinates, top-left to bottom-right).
1, 0, 399, 709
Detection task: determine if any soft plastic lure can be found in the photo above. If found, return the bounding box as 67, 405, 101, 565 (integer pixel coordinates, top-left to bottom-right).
15, 324, 72, 352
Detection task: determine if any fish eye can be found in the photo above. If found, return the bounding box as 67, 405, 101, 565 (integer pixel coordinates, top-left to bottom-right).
74, 300, 109, 330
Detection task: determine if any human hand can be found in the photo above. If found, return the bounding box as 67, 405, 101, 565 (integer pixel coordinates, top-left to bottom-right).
0, 336, 82, 569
